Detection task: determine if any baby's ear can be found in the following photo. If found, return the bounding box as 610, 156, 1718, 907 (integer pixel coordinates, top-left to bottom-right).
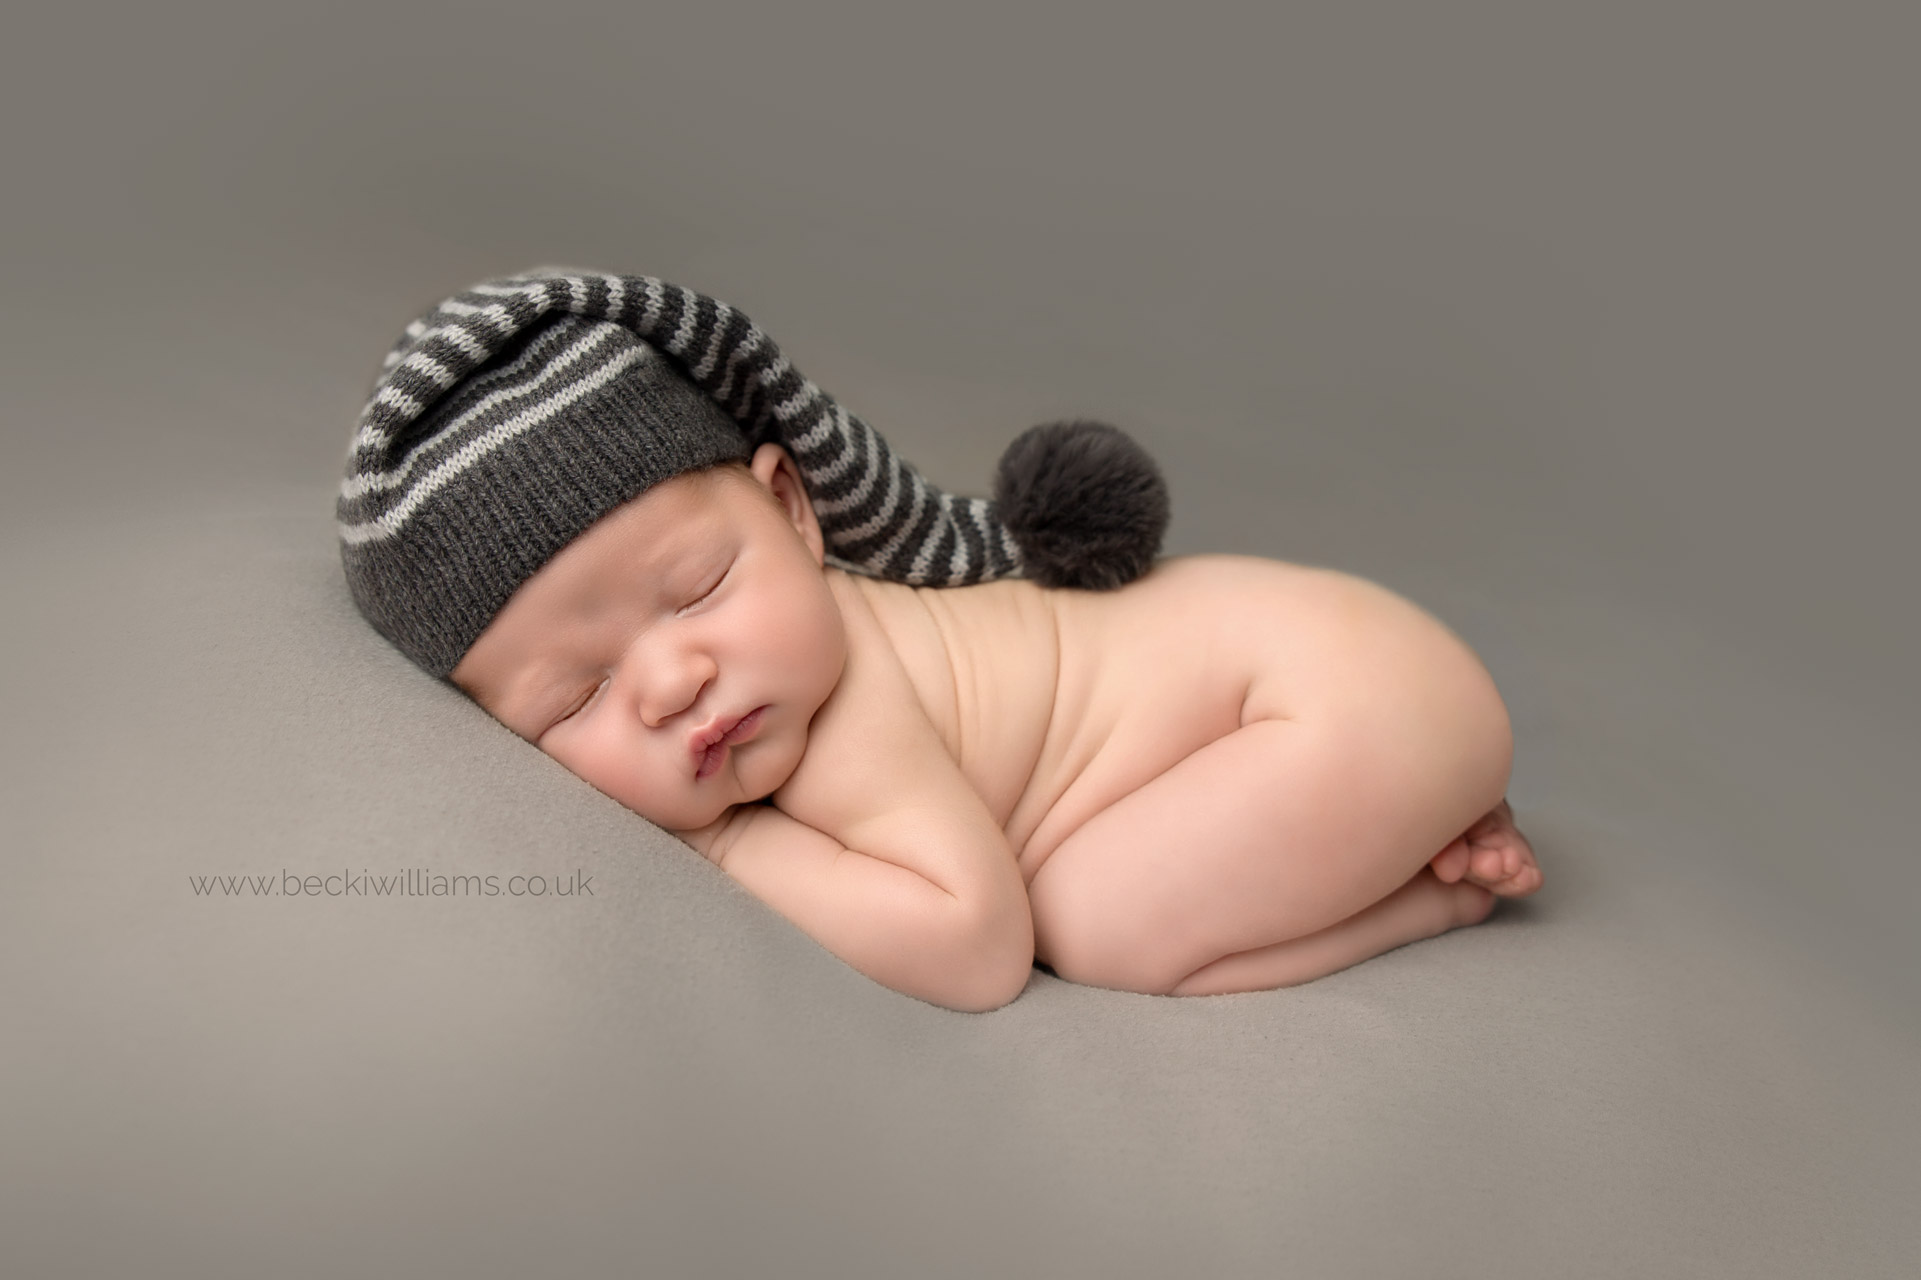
750, 443, 826, 566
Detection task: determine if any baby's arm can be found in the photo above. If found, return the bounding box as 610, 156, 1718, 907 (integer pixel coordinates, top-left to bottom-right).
698, 800, 1029, 1012
678, 573, 1034, 1012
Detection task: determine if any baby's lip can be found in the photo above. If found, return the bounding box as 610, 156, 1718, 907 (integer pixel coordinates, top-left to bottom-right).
689, 705, 768, 764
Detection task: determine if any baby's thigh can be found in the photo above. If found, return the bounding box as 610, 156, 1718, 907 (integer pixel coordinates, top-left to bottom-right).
1029, 576, 1514, 994
1028, 716, 1438, 993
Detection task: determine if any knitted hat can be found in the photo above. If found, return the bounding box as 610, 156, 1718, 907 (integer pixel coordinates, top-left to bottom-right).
338, 266, 1169, 678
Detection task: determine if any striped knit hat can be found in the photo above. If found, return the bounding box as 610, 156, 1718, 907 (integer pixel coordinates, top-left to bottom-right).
339, 266, 1169, 678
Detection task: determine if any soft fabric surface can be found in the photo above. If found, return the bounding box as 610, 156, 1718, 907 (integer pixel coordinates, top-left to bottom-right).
4, 5, 1917, 1277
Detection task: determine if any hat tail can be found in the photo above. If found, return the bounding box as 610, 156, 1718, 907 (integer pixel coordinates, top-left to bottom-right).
490, 269, 1024, 587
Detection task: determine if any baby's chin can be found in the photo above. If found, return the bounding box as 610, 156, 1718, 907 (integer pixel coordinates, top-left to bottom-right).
733, 724, 807, 800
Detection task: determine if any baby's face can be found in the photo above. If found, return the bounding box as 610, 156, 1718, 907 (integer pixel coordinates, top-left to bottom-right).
450, 444, 847, 832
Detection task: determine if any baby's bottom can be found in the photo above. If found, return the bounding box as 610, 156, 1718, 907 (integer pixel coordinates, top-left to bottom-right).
1027, 710, 1538, 997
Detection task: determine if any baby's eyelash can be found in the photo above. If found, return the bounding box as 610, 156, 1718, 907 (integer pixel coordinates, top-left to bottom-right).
681, 562, 732, 612
557, 677, 608, 725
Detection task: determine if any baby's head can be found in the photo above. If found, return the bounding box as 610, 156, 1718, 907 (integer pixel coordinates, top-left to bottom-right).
448, 442, 846, 832
338, 268, 1168, 827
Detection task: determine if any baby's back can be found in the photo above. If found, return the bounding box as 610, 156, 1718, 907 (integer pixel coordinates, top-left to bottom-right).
852, 553, 1468, 886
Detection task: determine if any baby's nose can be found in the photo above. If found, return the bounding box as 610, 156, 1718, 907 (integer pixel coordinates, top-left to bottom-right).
634, 651, 717, 729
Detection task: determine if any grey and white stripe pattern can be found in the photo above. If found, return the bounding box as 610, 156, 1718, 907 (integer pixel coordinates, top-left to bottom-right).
338, 267, 1024, 677
342, 268, 1022, 578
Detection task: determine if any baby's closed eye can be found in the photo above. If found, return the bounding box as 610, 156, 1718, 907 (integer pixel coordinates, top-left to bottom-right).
555, 678, 609, 725
677, 560, 732, 615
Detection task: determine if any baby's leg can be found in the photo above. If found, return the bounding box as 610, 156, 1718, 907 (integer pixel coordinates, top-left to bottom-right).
1028, 712, 1515, 996
1167, 866, 1493, 997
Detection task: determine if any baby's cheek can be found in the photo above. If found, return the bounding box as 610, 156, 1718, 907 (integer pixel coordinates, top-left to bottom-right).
554, 742, 668, 825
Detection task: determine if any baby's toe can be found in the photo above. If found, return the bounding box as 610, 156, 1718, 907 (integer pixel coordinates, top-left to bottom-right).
1431, 837, 1471, 883
1471, 844, 1506, 883
1493, 856, 1543, 898
1453, 882, 1497, 926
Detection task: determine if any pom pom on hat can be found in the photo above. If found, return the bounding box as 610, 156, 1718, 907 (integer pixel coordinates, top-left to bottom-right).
994, 420, 1170, 591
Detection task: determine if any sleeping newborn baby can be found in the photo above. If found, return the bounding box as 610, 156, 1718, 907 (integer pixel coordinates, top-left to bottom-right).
341, 269, 1542, 1013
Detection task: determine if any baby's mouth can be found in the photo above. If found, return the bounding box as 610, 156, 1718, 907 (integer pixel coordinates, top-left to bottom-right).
694, 705, 768, 779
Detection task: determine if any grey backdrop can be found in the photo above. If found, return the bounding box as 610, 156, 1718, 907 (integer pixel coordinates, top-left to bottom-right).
4, 3, 1916, 1277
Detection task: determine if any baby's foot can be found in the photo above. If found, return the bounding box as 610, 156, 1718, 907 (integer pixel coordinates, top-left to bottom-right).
1428, 798, 1543, 897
